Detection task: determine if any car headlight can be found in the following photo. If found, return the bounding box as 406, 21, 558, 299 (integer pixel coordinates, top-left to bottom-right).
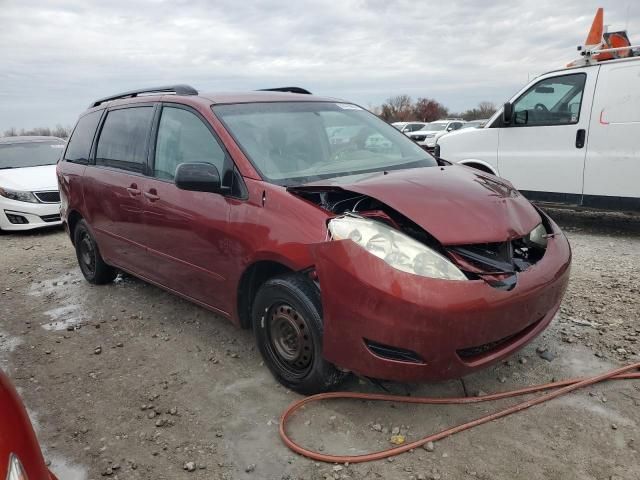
527, 223, 548, 248
6, 454, 29, 480
328, 216, 467, 280
0, 187, 38, 203
424, 133, 435, 138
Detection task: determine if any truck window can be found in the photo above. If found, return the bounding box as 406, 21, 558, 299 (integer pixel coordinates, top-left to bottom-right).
511, 73, 586, 126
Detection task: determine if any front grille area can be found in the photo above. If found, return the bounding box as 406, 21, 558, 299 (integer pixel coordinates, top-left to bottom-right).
34, 191, 60, 203
40, 214, 61, 223
457, 316, 543, 362
412, 135, 427, 142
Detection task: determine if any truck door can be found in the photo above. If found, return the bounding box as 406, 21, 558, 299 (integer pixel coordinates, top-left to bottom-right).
583, 61, 640, 210
497, 69, 598, 204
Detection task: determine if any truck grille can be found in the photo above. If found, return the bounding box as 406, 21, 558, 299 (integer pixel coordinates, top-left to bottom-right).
34, 191, 60, 203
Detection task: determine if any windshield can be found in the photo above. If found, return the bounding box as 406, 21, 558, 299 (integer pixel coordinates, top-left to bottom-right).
0, 140, 65, 169
420, 123, 447, 132
214, 102, 437, 185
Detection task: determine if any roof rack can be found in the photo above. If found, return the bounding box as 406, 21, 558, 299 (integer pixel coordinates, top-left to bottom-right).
90, 84, 198, 108
258, 87, 312, 95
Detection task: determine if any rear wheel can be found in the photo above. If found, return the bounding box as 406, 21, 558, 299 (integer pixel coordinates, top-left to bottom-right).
252, 273, 346, 394
74, 220, 117, 284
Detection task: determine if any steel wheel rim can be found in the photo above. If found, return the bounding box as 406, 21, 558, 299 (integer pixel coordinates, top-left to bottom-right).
79, 233, 96, 275
267, 303, 313, 376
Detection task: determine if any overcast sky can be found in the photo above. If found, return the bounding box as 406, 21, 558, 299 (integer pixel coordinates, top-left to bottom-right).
1, 0, 638, 131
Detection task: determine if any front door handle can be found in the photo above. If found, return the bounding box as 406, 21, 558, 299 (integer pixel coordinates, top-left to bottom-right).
144, 189, 160, 202
126, 184, 141, 196
575, 129, 586, 149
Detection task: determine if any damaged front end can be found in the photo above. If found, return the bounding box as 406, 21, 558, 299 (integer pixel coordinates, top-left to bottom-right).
289, 186, 551, 290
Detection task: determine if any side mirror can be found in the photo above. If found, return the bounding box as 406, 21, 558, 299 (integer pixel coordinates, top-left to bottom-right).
502, 102, 513, 124
175, 163, 226, 194
446, 126, 453, 132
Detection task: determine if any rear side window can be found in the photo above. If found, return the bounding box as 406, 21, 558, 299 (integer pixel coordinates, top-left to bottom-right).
154, 107, 226, 180
64, 111, 102, 163
96, 107, 154, 173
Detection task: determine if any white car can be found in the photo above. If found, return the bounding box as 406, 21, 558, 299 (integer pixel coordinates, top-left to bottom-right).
406, 120, 465, 150
391, 121, 429, 133
0, 136, 65, 231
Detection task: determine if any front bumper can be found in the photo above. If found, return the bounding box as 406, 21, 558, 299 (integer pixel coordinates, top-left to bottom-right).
313, 217, 571, 382
0, 197, 62, 231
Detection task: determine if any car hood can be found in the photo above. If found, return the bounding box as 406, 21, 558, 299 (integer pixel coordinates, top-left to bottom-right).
0, 165, 58, 191
290, 165, 541, 245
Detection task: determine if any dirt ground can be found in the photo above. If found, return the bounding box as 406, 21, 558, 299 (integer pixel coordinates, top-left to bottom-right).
1, 207, 639, 480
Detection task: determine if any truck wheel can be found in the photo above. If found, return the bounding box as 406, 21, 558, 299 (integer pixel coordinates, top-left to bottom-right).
252, 273, 346, 395
74, 220, 117, 284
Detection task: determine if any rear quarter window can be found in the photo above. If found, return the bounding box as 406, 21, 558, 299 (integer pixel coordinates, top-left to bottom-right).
95, 107, 154, 173
64, 110, 103, 164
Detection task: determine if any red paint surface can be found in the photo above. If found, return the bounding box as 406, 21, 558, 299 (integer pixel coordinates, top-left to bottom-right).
0, 370, 56, 480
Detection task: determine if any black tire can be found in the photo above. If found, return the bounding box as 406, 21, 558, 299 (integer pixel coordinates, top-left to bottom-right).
252, 273, 346, 394
74, 219, 117, 285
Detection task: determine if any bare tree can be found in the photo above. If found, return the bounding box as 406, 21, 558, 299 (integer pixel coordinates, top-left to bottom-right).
2, 125, 71, 138
462, 101, 497, 121
380, 95, 414, 122
413, 98, 449, 122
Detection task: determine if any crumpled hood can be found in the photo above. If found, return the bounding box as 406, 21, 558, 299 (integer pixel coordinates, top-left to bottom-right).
294, 165, 542, 245
0, 165, 58, 192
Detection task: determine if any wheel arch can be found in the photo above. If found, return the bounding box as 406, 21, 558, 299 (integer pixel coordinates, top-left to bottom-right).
458, 159, 498, 175
236, 260, 296, 329
67, 210, 84, 244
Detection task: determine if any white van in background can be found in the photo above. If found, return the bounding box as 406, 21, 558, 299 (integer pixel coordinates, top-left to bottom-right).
436, 9, 640, 212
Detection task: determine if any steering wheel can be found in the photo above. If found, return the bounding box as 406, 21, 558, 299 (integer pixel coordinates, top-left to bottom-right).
534, 103, 549, 112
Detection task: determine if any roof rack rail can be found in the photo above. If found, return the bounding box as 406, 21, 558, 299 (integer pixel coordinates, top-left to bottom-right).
90, 84, 198, 108
258, 87, 312, 95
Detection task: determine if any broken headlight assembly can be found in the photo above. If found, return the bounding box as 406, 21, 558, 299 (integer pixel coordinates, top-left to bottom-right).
0, 187, 39, 203
527, 223, 548, 249
327, 216, 467, 281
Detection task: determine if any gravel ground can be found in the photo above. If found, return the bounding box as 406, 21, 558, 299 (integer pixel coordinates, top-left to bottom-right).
0, 207, 638, 480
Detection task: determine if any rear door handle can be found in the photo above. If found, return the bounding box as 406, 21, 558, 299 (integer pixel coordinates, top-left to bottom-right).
575, 129, 586, 149
126, 184, 141, 196
144, 189, 160, 202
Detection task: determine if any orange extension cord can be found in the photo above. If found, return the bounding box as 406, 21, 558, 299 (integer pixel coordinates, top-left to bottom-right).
280, 361, 640, 463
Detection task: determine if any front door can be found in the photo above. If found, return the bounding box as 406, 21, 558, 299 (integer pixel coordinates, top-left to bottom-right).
497, 69, 597, 203
139, 104, 232, 313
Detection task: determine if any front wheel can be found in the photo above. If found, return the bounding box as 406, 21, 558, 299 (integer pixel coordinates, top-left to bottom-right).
252, 273, 346, 394
74, 220, 117, 285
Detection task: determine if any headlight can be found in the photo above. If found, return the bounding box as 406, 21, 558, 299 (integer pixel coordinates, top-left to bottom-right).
6, 454, 29, 480
425, 133, 435, 138
0, 187, 38, 203
328, 216, 467, 280
528, 223, 548, 248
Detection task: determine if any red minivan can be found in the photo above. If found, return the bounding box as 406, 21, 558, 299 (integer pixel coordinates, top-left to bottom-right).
57, 85, 571, 394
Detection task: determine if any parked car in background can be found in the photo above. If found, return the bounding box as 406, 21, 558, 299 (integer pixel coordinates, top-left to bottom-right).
0, 370, 57, 480
0, 136, 65, 231
460, 119, 488, 129
391, 121, 429, 133
437, 8, 640, 212
406, 119, 465, 150
58, 85, 570, 394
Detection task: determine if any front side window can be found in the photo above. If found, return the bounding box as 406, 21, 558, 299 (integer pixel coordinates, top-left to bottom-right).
512, 73, 586, 126
0, 139, 65, 169
154, 107, 226, 181
65, 110, 102, 164
214, 102, 437, 185
96, 107, 154, 173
